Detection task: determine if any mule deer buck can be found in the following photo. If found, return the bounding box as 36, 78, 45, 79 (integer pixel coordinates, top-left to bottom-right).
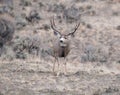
50, 17, 80, 75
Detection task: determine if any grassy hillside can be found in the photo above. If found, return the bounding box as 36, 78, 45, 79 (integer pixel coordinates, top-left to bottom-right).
0, 0, 120, 95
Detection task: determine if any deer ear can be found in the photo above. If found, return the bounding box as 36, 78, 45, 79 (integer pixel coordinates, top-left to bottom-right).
54, 31, 61, 37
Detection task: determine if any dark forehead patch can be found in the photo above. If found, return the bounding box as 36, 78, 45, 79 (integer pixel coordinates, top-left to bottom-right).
60, 35, 67, 39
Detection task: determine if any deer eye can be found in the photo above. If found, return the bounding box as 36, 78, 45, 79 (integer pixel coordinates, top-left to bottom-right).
59, 36, 62, 38
64, 36, 67, 39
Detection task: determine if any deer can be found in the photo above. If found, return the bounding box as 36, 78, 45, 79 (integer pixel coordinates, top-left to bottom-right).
50, 17, 80, 76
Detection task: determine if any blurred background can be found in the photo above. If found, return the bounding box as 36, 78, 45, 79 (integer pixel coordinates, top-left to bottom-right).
0, 0, 120, 95
0, 0, 120, 64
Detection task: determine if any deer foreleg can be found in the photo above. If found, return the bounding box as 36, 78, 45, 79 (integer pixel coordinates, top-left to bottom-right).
53, 59, 56, 73
64, 58, 67, 75
57, 61, 60, 76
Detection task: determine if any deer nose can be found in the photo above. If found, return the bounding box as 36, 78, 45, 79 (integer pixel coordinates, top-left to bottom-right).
60, 40, 63, 43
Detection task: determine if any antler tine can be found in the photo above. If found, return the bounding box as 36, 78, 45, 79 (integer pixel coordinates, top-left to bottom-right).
50, 18, 54, 30
50, 17, 54, 29
66, 22, 80, 36
50, 17, 61, 34
52, 17, 56, 27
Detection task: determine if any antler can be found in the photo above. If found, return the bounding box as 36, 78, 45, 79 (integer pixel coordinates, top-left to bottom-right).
66, 22, 80, 36
50, 17, 61, 35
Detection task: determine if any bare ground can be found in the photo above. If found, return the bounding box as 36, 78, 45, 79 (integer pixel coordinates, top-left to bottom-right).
0, 59, 120, 95
0, 0, 120, 95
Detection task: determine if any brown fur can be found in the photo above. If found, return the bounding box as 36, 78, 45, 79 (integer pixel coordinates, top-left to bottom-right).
50, 17, 80, 75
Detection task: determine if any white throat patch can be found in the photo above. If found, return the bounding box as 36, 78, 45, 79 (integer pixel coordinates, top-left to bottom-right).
60, 37, 66, 42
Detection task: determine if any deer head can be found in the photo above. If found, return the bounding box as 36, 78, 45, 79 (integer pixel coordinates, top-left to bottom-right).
50, 17, 80, 48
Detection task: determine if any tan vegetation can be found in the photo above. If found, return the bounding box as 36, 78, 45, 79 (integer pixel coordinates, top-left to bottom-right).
0, 0, 120, 95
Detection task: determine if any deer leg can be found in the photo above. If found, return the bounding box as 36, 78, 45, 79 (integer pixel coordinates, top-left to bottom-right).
53, 57, 59, 75
64, 58, 67, 75
57, 58, 61, 76
53, 58, 56, 73
53, 62, 55, 73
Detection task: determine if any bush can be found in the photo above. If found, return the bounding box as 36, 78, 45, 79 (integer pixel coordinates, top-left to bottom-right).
13, 34, 42, 59
0, 18, 15, 56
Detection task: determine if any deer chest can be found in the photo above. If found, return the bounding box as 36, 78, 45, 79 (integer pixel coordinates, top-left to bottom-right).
59, 47, 69, 57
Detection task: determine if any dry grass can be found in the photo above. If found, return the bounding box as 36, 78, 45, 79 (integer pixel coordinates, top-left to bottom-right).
0, 0, 120, 95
